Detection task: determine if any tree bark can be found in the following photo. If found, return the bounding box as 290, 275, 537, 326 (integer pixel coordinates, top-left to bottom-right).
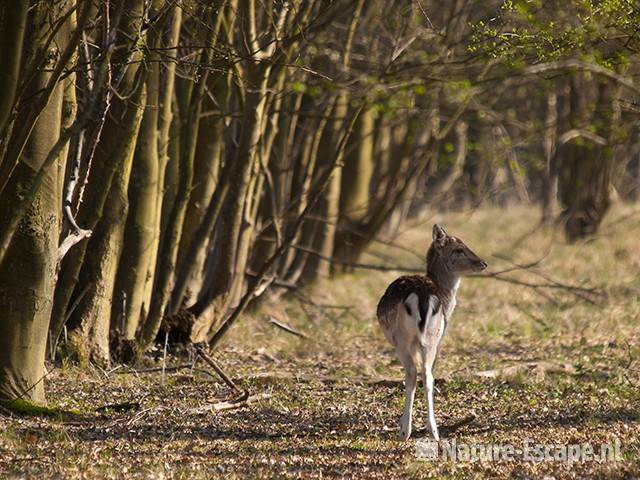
305, 0, 364, 280
557, 71, 622, 241
541, 88, 558, 222
0, 2, 28, 136
66, 82, 146, 365
140, 5, 182, 318
50, 0, 144, 354
340, 104, 374, 222
0, 2, 70, 403
112, 20, 162, 342
140, 4, 224, 350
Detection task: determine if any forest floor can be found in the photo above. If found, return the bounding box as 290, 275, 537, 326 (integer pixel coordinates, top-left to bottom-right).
1, 205, 640, 479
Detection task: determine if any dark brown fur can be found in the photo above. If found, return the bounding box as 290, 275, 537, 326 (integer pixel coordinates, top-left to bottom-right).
376, 275, 449, 329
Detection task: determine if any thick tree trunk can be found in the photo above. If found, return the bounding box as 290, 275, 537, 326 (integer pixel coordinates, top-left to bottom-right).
558, 72, 622, 241
50, 0, 145, 353
0, 3, 69, 403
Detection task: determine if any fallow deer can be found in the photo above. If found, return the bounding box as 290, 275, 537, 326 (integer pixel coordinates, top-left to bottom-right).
377, 224, 487, 441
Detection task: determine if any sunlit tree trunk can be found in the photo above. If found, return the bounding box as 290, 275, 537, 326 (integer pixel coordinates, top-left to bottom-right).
168, 1, 239, 315
66, 82, 146, 365
50, 1, 141, 354
112, 15, 163, 344
140, 4, 224, 350
189, 62, 271, 336
281, 106, 331, 284
140, 5, 182, 320
306, 0, 364, 280
541, 88, 558, 222
0, 2, 71, 403
175, 59, 233, 307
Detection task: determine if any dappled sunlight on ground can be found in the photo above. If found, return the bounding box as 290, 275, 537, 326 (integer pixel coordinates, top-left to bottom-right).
1, 206, 639, 478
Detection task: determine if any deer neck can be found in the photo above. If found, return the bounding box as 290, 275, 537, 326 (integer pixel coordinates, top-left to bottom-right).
426, 261, 460, 316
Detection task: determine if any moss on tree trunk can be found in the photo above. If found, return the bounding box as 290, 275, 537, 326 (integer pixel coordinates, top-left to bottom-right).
0, 2, 69, 403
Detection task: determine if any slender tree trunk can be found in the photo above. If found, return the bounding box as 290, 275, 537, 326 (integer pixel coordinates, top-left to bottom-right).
140, 5, 224, 350
140, 5, 182, 319
281, 108, 331, 283
495, 124, 529, 203
174, 62, 231, 307
308, 98, 345, 279
0, 3, 28, 137
112, 24, 162, 343
541, 88, 558, 222
50, 0, 143, 353
167, 1, 240, 313
66, 82, 146, 365
305, 0, 364, 280
429, 120, 467, 201
337, 119, 432, 263
340, 104, 374, 221
188, 62, 271, 335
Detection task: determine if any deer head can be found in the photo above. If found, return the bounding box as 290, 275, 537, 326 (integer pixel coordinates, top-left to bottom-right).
427, 224, 487, 280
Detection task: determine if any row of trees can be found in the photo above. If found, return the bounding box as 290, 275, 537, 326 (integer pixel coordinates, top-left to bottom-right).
0, 0, 638, 404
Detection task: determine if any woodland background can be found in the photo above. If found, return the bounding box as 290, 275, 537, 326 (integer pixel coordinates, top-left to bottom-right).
0, 0, 639, 408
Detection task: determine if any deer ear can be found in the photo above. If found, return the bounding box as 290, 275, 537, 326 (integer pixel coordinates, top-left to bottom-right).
432, 224, 447, 243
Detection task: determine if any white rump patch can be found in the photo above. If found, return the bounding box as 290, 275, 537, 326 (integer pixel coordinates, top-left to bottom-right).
404, 293, 439, 331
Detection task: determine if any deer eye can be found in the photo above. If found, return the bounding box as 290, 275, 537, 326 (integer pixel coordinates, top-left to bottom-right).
454, 247, 465, 254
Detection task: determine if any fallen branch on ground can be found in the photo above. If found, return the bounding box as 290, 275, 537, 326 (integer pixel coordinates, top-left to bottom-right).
195, 346, 243, 394
209, 392, 272, 412
267, 316, 309, 339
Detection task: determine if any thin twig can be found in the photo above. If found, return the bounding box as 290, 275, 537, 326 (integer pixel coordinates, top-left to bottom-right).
161, 331, 169, 385
267, 316, 308, 339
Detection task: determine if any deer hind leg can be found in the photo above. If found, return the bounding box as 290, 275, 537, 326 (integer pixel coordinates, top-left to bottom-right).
397, 345, 417, 440
420, 343, 440, 441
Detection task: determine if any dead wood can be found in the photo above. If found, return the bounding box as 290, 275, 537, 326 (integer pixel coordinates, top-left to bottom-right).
267, 316, 309, 339
208, 392, 272, 412
195, 345, 243, 394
